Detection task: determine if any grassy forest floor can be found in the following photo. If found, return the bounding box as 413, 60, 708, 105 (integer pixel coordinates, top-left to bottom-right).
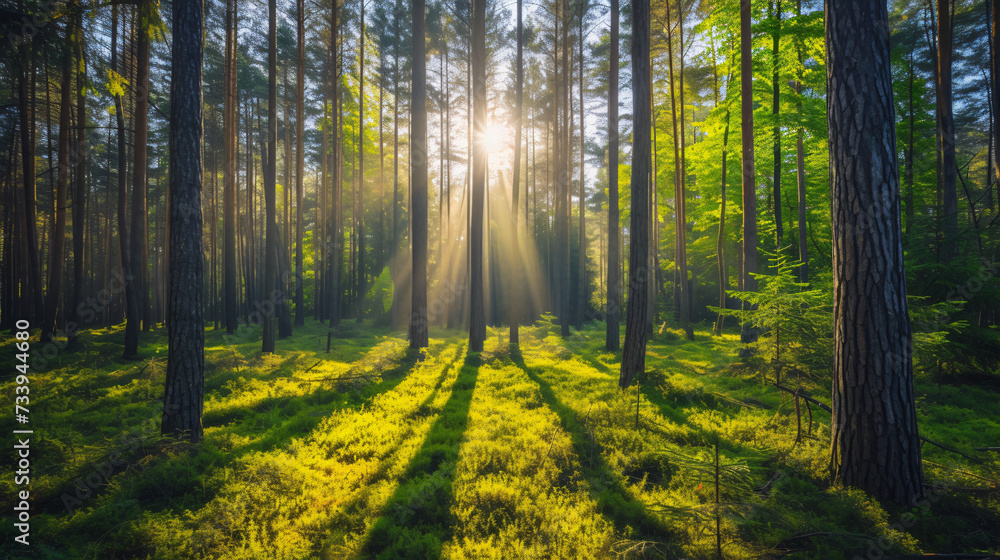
1, 318, 999, 559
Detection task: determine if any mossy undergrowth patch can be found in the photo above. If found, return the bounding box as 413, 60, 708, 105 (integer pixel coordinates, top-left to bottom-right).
0, 319, 997, 559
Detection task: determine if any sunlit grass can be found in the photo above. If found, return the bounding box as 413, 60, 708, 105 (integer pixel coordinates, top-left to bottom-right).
1, 318, 998, 559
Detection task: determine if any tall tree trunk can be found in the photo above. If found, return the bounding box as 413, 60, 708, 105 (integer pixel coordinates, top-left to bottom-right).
329, 0, 342, 326
18, 30, 45, 324
469, 0, 487, 352
162, 0, 205, 443
356, 2, 367, 323
740, 0, 758, 352
826, 0, 924, 505
557, 0, 570, 338
771, 0, 782, 247
666, 0, 689, 338
712, 38, 731, 336
992, 0, 1000, 203
511, 0, 523, 345
410, 0, 429, 348
223, 0, 238, 334
132, 0, 150, 335
936, 0, 958, 257
262, 0, 278, 353
577, 12, 586, 331
295, 0, 305, 326
606, 0, 620, 351
795, 0, 808, 281
42, 12, 76, 342
114, 7, 139, 357
69, 9, 87, 344
620, 0, 650, 389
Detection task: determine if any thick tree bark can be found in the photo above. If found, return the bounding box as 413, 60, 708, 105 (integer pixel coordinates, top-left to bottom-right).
162, 0, 205, 444
262, 0, 279, 353
410, 0, 429, 349
606, 0, 620, 352
620, 0, 650, 389
826, 0, 924, 505
469, 0, 487, 352
223, 0, 238, 334
41, 13, 76, 342
740, 0, 758, 351
295, 0, 305, 326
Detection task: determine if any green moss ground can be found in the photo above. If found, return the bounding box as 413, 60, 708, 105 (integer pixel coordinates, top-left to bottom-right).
1, 319, 997, 559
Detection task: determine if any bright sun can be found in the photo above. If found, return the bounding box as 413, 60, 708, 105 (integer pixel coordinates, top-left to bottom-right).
483, 122, 506, 153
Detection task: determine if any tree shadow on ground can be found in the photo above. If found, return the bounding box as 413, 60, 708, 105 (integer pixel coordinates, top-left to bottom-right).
510, 349, 677, 550
351, 351, 481, 560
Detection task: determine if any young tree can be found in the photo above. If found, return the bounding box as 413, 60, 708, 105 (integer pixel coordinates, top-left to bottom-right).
410, 0, 429, 349
620, 0, 650, 389
826, 0, 924, 505
162, 0, 205, 443
605, 0, 620, 352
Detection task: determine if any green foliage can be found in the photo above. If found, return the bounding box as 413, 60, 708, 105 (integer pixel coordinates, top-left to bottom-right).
712, 249, 831, 367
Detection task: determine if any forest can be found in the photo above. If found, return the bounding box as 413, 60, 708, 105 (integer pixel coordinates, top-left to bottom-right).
1, 0, 1000, 556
